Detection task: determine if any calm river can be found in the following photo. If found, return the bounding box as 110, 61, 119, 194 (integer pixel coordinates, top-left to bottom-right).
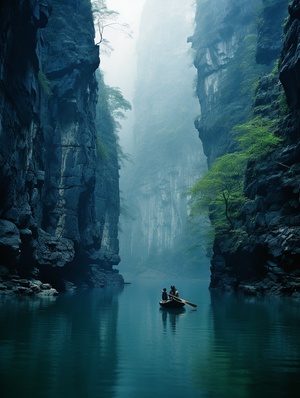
0, 279, 299, 398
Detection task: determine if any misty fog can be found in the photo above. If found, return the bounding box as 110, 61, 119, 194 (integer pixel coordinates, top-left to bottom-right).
101, 0, 210, 281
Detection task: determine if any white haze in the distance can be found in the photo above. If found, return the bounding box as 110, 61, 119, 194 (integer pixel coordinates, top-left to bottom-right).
101, 0, 146, 103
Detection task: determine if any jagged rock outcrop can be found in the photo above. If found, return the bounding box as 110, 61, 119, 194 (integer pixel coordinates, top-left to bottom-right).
191, 0, 265, 166
256, 0, 289, 65
192, 0, 300, 296
0, 0, 123, 294
191, 0, 289, 165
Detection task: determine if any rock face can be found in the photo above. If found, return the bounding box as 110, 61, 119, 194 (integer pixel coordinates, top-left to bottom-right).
192, 0, 300, 296
191, 0, 264, 165
0, 0, 123, 293
120, 0, 209, 277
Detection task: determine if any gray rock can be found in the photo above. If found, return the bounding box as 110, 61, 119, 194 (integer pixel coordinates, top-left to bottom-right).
37, 288, 58, 297
0, 220, 21, 251
41, 283, 52, 290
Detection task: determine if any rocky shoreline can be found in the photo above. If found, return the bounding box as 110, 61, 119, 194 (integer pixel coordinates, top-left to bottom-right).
0, 273, 58, 297
0, 265, 125, 297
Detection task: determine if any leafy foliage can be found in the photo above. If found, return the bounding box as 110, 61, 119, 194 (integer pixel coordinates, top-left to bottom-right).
95, 71, 131, 164
190, 0, 286, 235
105, 86, 132, 129
232, 116, 282, 158
190, 153, 247, 231
190, 115, 282, 232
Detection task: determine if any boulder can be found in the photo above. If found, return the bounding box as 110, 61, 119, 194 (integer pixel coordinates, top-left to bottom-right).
33, 230, 74, 267
37, 288, 58, 297
0, 220, 21, 252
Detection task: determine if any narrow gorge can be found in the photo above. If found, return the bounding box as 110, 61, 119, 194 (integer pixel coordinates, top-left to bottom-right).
1, 2, 300, 396
119, 0, 209, 279
0, 0, 299, 297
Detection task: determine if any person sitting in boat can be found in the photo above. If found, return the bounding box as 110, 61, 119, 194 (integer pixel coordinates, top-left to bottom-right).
170, 285, 179, 298
162, 288, 168, 301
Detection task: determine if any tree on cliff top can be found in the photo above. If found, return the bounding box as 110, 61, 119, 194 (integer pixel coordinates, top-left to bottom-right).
92, 0, 131, 53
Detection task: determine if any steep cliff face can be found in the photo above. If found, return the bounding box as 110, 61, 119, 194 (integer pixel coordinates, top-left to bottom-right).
192, 0, 289, 165
191, 0, 266, 166
192, 0, 300, 296
120, 0, 209, 277
0, 0, 122, 294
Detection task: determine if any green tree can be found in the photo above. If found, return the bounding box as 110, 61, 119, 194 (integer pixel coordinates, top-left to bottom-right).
95, 72, 131, 163
190, 114, 282, 233
105, 85, 132, 129
190, 153, 246, 231
105, 84, 132, 164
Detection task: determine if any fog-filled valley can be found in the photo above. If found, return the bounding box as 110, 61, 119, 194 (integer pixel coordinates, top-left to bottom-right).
0, 0, 299, 296
1, 1, 300, 396
102, 0, 209, 281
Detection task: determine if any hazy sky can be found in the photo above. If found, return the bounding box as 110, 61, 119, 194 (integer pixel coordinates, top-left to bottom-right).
100, 0, 146, 102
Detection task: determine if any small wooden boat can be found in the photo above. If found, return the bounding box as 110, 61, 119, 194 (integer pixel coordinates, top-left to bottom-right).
159, 299, 185, 308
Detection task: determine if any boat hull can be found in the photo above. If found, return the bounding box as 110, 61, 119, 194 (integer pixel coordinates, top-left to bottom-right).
159, 299, 185, 308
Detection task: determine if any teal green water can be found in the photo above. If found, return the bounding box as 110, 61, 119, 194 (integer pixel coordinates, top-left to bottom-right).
0, 279, 299, 398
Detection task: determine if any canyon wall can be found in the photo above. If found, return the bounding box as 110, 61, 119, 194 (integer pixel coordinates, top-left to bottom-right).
0, 0, 122, 294
192, 0, 300, 296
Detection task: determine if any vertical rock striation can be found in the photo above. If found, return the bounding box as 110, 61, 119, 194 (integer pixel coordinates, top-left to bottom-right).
120, 0, 209, 278
191, 0, 268, 166
0, 0, 122, 293
192, 0, 300, 296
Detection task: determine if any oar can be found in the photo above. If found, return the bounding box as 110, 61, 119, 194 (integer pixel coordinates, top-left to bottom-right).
169, 293, 197, 308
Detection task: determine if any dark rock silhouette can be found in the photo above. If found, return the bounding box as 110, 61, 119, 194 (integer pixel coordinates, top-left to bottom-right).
0, 0, 122, 294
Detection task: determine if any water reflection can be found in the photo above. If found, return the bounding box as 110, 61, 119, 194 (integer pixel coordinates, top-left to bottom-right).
195, 291, 300, 398
0, 286, 124, 398
1, 281, 299, 398
160, 307, 185, 333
